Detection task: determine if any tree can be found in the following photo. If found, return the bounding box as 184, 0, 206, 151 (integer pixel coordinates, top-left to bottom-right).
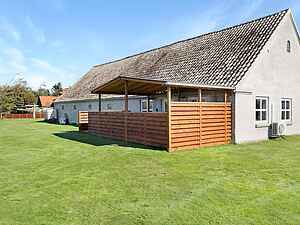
0, 79, 35, 113
51, 82, 63, 96
36, 83, 50, 96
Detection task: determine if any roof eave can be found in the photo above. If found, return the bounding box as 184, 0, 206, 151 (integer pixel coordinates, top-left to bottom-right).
165, 82, 235, 90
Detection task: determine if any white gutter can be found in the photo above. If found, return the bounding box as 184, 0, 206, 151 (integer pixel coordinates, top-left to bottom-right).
165, 82, 235, 90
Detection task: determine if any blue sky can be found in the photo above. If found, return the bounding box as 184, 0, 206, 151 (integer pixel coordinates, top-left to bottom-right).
0, 0, 299, 90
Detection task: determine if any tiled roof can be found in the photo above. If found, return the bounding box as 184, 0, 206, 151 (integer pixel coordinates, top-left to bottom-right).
38, 96, 57, 107
58, 9, 288, 102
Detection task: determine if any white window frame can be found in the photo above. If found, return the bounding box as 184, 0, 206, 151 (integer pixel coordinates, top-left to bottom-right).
281, 98, 292, 123
255, 96, 269, 125
141, 99, 153, 112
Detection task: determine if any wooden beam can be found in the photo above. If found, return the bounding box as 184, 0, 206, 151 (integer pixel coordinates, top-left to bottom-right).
124, 80, 128, 144
198, 88, 202, 102
167, 86, 172, 151
99, 94, 101, 112
198, 88, 202, 146
124, 80, 128, 112
147, 96, 150, 112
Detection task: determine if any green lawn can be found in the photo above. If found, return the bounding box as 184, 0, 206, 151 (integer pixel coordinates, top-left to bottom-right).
0, 120, 299, 225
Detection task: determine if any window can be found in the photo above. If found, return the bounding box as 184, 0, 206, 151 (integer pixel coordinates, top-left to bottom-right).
106, 104, 112, 110
149, 100, 153, 112
88, 104, 92, 110
287, 40, 291, 53
281, 99, 292, 121
73, 105, 77, 110
141, 100, 148, 112
61, 105, 64, 110
141, 100, 154, 112
256, 97, 268, 123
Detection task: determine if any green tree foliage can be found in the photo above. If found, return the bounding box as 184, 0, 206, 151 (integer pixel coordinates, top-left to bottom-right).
35, 83, 50, 96
0, 79, 35, 113
51, 82, 63, 96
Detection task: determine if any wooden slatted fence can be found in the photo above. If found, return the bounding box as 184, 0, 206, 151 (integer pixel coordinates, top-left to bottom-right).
78, 111, 89, 131
170, 102, 231, 150
88, 112, 168, 148
82, 102, 231, 151
1, 113, 44, 119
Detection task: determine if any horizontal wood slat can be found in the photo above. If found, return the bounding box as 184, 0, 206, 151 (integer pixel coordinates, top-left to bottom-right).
81, 101, 232, 151
170, 102, 232, 150
87, 112, 168, 148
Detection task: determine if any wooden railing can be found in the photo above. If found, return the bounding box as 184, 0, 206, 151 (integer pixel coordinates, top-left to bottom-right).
88, 112, 168, 148
170, 102, 231, 150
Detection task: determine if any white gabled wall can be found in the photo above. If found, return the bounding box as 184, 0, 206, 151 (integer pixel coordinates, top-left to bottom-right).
235, 11, 300, 143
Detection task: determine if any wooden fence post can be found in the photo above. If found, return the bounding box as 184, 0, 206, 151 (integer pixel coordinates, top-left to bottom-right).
198, 88, 202, 147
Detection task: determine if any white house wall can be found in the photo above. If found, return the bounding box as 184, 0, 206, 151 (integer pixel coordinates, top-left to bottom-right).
54, 97, 165, 124
235, 11, 300, 143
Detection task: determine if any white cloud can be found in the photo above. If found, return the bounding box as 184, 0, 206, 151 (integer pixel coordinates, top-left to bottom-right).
3, 48, 27, 73
0, 47, 78, 90
25, 16, 46, 44
0, 20, 22, 42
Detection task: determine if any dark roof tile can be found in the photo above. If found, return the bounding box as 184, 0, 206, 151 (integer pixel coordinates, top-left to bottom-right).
59, 9, 288, 101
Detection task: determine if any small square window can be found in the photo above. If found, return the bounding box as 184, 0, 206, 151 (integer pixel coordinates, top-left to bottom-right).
62, 105, 64, 110
287, 40, 291, 53
73, 105, 77, 110
281, 99, 292, 122
88, 104, 92, 110
255, 97, 268, 123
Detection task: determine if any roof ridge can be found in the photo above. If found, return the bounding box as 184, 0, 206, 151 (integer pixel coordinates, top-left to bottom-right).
93, 8, 289, 68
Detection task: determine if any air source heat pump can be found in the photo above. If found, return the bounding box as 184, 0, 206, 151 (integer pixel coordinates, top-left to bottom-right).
269, 123, 286, 138
269, 123, 279, 138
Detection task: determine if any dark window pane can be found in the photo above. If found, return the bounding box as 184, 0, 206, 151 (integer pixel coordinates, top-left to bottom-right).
256, 111, 261, 121
262, 111, 267, 121
286, 111, 290, 120
256, 99, 260, 109
281, 111, 285, 120
286, 101, 290, 110
282, 101, 285, 110
262, 100, 267, 109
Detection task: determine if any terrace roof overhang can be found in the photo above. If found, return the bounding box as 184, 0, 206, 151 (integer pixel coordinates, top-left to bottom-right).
91, 76, 235, 95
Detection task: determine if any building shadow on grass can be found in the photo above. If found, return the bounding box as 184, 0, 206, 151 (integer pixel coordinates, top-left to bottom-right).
53, 131, 165, 151
36, 120, 78, 128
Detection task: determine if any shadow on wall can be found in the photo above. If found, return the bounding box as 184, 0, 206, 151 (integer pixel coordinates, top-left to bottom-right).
53, 131, 165, 151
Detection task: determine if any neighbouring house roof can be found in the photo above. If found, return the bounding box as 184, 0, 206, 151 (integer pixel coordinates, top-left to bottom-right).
37, 96, 57, 108
57, 9, 288, 102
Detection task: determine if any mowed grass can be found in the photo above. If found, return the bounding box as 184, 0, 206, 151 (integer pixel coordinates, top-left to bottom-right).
0, 120, 299, 225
